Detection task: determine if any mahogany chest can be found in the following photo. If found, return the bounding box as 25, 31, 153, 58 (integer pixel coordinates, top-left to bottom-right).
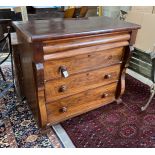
12, 17, 140, 127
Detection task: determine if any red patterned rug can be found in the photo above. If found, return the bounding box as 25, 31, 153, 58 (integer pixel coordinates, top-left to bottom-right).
61, 75, 155, 148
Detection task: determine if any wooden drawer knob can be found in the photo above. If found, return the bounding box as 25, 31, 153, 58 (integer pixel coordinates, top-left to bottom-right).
59, 85, 67, 92
104, 74, 112, 79
60, 107, 67, 113
108, 55, 112, 60
102, 93, 109, 98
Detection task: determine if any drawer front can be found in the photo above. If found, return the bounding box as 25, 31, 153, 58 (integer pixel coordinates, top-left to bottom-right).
45, 64, 121, 103
44, 47, 124, 80
43, 32, 130, 54
46, 82, 117, 124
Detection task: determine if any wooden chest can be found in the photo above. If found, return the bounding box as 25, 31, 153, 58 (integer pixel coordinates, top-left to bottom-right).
12, 17, 140, 127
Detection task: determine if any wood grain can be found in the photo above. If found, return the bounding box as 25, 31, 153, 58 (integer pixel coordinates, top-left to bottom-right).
43, 32, 130, 54
33, 63, 47, 127
44, 41, 128, 61
45, 64, 121, 103
44, 47, 124, 80
12, 17, 140, 127
15, 30, 41, 125
46, 82, 117, 124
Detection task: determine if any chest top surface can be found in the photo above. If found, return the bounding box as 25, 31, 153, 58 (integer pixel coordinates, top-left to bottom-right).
12, 16, 140, 42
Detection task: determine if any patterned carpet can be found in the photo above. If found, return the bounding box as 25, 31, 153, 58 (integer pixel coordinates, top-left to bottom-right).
61, 74, 155, 148
0, 66, 63, 148
1, 65, 155, 148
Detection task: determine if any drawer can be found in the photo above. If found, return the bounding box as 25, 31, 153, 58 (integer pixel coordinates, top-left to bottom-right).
45, 64, 121, 103
46, 82, 117, 124
43, 32, 130, 54
44, 47, 124, 80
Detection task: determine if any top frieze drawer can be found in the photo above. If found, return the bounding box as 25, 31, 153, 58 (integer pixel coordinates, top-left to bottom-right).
43, 32, 130, 54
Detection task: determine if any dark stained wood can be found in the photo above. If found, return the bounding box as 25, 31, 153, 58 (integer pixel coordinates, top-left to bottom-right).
12, 16, 140, 127
15, 29, 40, 124
12, 39, 24, 98
7, 32, 24, 98
12, 16, 140, 42
15, 29, 47, 127
129, 29, 138, 45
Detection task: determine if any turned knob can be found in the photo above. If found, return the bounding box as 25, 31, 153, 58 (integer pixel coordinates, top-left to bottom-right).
104, 74, 112, 79
102, 93, 109, 98
108, 55, 112, 60
60, 107, 67, 113
59, 85, 67, 92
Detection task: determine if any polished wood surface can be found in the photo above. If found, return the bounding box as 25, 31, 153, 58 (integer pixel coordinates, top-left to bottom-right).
44, 42, 128, 61
12, 16, 140, 127
45, 65, 121, 103
43, 32, 130, 54
44, 47, 124, 80
12, 16, 140, 42
46, 82, 117, 124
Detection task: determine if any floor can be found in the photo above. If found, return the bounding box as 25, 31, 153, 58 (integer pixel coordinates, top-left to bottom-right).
0, 57, 154, 148
0, 66, 64, 148
51, 68, 154, 148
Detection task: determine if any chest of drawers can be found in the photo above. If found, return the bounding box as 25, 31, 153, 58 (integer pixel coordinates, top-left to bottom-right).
12, 17, 140, 127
